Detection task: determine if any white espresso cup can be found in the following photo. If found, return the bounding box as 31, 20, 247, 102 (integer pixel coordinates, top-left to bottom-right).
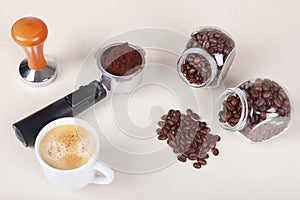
35, 117, 114, 189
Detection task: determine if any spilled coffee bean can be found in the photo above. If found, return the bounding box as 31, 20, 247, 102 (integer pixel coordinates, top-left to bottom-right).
156, 109, 221, 169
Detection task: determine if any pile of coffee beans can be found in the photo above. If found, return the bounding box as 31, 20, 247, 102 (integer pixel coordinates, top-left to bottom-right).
100, 42, 142, 76
218, 78, 291, 142
156, 109, 220, 169
186, 28, 235, 70
219, 94, 242, 127
180, 53, 212, 85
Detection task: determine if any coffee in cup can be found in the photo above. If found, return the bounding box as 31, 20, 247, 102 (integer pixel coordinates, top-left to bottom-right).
35, 117, 114, 189
39, 124, 96, 170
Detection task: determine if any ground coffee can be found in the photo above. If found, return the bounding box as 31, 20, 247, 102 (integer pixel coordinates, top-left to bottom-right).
100, 42, 142, 76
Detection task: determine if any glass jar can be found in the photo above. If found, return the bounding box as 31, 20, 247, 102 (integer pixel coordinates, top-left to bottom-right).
177, 26, 236, 88
217, 78, 293, 143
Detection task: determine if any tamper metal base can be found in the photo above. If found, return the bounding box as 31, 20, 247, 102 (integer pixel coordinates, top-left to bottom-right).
19, 56, 57, 87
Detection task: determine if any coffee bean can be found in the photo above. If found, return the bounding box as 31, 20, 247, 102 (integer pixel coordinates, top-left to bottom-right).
158, 135, 167, 140
198, 152, 208, 159
250, 89, 259, 98
262, 90, 272, 98
167, 120, 174, 126
214, 135, 221, 142
178, 154, 187, 162
209, 38, 217, 43
219, 112, 227, 122
214, 33, 221, 38
158, 121, 165, 127
257, 99, 265, 107
209, 142, 216, 149
162, 127, 168, 135
202, 34, 208, 40
191, 113, 200, 120
173, 148, 180, 154
194, 56, 201, 64
193, 162, 201, 169
168, 109, 175, 116
203, 41, 210, 49
283, 99, 290, 107
274, 99, 282, 108
186, 109, 193, 116
231, 98, 238, 106
161, 115, 168, 120
212, 148, 219, 156
169, 140, 177, 148
156, 128, 161, 135
188, 153, 197, 160
233, 113, 240, 119
197, 159, 207, 166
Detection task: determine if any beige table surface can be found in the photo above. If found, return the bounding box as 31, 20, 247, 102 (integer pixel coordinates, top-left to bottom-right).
0, 0, 299, 199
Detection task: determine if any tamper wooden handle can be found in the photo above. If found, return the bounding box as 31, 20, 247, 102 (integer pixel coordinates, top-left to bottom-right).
11, 17, 48, 71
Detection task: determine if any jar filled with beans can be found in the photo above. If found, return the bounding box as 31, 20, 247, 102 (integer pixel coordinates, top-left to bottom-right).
177, 26, 236, 88
217, 78, 293, 143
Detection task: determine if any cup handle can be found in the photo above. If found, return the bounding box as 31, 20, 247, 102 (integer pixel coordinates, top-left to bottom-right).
93, 161, 114, 185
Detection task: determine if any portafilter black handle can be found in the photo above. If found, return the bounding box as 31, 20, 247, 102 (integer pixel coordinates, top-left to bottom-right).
12, 80, 107, 147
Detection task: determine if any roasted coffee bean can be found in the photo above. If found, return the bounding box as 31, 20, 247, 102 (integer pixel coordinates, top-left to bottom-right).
186, 109, 193, 116
262, 90, 272, 98
212, 148, 219, 156
169, 140, 177, 148
168, 109, 175, 116
231, 98, 238, 106
214, 135, 221, 142
193, 162, 202, 169
188, 153, 198, 160
198, 152, 208, 159
161, 115, 168, 120
257, 99, 265, 107
173, 148, 180, 154
191, 113, 200, 120
178, 154, 187, 162
197, 159, 207, 166
162, 127, 168, 135
203, 153, 209, 159
158, 135, 167, 140
158, 121, 165, 127
167, 120, 174, 126
209, 142, 216, 149
274, 99, 282, 108
156, 128, 161, 134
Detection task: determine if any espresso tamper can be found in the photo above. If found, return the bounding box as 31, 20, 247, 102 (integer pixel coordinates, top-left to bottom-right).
11, 17, 57, 87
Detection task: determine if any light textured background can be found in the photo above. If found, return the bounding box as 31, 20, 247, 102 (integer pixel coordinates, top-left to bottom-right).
0, 0, 299, 199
